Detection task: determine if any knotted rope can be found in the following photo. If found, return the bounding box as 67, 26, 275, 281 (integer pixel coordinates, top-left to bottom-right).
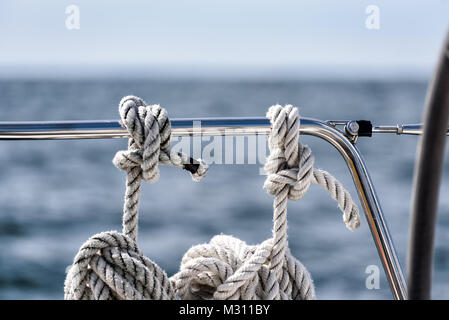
171, 104, 360, 300
64, 96, 207, 300
263, 105, 360, 231
64, 98, 360, 300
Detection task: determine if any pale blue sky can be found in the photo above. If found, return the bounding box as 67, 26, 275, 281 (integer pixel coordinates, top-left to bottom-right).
0, 0, 448, 79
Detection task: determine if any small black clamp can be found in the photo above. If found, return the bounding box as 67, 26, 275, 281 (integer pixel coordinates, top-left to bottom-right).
356, 120, 373, 137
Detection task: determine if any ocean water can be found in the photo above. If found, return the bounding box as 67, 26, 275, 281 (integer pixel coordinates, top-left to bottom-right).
0, 79, 448, 300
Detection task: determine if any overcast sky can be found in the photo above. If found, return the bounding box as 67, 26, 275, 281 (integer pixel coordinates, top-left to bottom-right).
0, 1, 448, 79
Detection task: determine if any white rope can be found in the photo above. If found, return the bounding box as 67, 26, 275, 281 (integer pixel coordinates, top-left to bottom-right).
263, 105, 360, 231
64, 96, 207, 300
64, 98, 360, 300
172, 104, 360, 300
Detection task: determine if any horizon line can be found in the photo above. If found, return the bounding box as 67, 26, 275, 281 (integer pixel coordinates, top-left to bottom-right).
0, 63, 434, 82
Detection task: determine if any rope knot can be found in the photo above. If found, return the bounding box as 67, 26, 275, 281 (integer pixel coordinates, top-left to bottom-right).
64, 231, 175, 300
263, 104, 361, 230
172, 235, 315, 300
112, 95, 208, 182
113, 96, 170, 182
263, 104, 314, 201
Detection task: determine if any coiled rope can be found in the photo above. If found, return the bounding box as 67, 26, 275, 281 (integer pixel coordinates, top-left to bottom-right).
64, 96, 207, 300
64, 97, 360, 300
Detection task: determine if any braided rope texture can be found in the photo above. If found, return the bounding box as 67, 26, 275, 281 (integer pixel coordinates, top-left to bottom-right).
65, 96, 206, 300
263, 105, 360, 231
64, 98, 360, 300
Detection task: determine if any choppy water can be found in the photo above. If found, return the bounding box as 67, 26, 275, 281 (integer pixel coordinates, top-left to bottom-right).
0, 79, 448, 299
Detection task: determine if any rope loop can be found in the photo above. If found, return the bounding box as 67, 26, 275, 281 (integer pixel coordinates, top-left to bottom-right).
113, 95, 208, 183
264, 104, 361, 231
65, 96, 207, 300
